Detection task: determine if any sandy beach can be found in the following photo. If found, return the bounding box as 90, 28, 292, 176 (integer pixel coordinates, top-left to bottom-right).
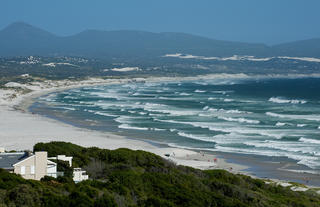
0, 77, 247, 173
1, 76, 320, 192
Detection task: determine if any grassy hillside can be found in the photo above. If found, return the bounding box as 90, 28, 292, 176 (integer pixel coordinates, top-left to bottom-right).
0, 142, 319, 207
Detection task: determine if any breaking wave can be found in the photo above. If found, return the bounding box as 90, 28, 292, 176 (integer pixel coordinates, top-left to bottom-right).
269, 97, 307, 104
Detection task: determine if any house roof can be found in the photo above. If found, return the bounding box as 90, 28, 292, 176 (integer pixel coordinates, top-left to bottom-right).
13, 155, 35, 167
0, 152, 29, 170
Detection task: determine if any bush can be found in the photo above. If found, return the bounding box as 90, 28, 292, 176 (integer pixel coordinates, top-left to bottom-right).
7, 184, 40, 207
94, 193, 117, 207
0, 142, 311, 207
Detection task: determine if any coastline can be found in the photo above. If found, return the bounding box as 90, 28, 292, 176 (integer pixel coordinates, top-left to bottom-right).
1, 75, 320, 191
1, 76, 247, 172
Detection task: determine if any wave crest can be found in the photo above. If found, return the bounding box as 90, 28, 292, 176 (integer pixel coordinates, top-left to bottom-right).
269, 97, 307, 104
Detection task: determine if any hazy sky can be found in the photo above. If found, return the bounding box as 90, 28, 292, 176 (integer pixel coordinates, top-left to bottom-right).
1, 0, 320, 45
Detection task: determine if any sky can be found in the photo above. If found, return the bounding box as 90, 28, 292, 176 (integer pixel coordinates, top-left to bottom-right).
1, 0, 320, 45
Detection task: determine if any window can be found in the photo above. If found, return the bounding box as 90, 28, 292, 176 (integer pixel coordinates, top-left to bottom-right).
20, 166, 25, 175
30, 165, 35, 174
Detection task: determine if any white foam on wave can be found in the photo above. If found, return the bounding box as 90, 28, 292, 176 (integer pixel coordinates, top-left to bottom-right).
56, 106, 76, 111
194, 89, 206, 93
266, 112, 320, 121
200, 108, 253, 119
299, 137, 320, 144
208, 97, 218, 100
118, 124, 149, 131
215, 145, 320, 169
243, 140, 319, 155
225, 109, 252, 114
223, 99, 234, 102
211, 90, 233, 95
202, 106, 210, 110
114, 116, 134, 124
152, 128, 166, 131
217, 116, 260, 124
158, 96, 194, 101
179, 92, 191, 96
177, 132, 215, 143
144, 103, 166, 107
153, 118, 183, 125
63, 95, 78, 100
269, 97, 307, 104
218, 108, 251, 114
160, 120, 286, 139
93, 111, 118, 117
144, 106, 199, 116
275, 122, 287, 127
90, 91, 123, 100
297, 124, 307, 127
118, 124, 165, 131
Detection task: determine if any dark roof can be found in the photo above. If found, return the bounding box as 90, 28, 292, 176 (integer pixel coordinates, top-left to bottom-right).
0, 152, 29, 170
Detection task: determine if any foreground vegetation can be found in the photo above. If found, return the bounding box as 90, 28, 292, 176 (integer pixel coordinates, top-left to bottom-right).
0, 142, 319, 207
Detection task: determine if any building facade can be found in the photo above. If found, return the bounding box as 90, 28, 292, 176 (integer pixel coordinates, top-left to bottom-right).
13, 151, 55, 180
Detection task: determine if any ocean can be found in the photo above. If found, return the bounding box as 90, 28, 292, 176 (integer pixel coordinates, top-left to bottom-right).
32, 77, 320, 170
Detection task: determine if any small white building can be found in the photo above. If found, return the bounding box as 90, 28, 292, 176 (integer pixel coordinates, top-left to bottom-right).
48, 155, 73, 167
73, 168, 89, 183
48, 154, 90, 182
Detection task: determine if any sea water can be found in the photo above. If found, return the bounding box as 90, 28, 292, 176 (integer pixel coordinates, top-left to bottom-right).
34, 77, 320, 170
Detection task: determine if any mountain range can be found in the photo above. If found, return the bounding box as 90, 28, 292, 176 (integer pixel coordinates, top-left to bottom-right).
0, 22, 319, 59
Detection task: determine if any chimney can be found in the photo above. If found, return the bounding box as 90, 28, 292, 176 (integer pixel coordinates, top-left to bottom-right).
35, 151, 48, 180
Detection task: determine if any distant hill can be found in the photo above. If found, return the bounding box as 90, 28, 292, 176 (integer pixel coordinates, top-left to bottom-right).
273, 38, 320, 57
0, 22, 60, 56
0, 22, 319, 58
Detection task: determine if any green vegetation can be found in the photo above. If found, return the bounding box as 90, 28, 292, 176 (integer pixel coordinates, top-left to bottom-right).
0, 142, 319, 206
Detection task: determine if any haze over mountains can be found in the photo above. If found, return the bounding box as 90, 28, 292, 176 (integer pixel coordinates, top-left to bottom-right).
0, 22, 320, 59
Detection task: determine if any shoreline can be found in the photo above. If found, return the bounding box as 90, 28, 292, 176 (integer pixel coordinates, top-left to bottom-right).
1, 76, 248, 172
1, 75, 320, 190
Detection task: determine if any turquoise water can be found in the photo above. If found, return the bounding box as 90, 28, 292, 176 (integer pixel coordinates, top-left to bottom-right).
35, 77, 320, 169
